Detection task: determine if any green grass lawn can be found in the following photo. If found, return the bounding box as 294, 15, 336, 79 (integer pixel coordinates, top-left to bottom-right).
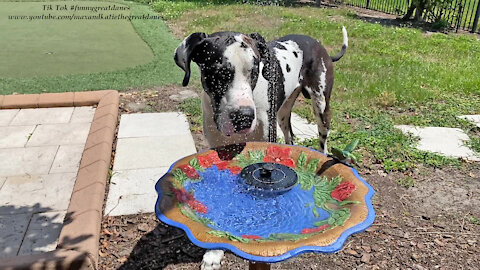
0, 1, 153, 78
150, 0, 480, 171
0, 0, 188, 94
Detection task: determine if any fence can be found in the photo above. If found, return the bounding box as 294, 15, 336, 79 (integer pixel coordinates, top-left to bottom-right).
337, 0, 480, 32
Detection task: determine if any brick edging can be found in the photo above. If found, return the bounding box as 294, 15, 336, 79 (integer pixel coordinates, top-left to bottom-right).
0, 90, 119, 270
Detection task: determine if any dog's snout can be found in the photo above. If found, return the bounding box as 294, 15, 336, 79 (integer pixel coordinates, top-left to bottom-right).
229, 106, 255, 132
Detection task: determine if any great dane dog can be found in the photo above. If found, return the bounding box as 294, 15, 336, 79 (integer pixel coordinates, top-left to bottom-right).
174, 28, 348, 269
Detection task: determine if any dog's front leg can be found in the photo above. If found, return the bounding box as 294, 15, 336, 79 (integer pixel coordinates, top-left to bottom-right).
200, 249, 224, 270
312, 99, 331, 154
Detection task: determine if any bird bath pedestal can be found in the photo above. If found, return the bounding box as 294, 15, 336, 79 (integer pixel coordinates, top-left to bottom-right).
155, 142, 375, 268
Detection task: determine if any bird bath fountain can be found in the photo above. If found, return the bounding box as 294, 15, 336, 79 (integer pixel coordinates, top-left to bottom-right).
155, 142, 375, 269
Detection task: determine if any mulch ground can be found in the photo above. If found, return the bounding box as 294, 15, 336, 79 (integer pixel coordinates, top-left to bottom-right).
98, 85, 479, 270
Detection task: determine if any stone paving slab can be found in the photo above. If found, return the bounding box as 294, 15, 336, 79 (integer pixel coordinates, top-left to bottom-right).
105, 167, 169, 216
113, 134, 196, 170
117, 112, 191, 138
459, 115, 480, 128
18, 211, 66, 256
106, 112, 197, 216
0, 109, 19, 126
0, 213, 31, 259
396, 125, 479, 161
49, 145, 85, 174
10, 107, 73, 126
0, 173, 77, 214
277, 112, 318, 141
0, 146, 58, 177
26, 123, 90, 147
70, 106, 96, 123
0, 125, 35, 148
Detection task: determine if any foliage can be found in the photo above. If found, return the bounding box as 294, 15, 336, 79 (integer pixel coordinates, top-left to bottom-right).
396, 176, 416, 188
180, 98, 203, 132
469, 216, 480, 225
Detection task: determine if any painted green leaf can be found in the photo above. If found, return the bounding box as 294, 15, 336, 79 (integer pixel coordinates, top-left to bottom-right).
313, 219, 329, 227
180, 205, 215, 226
172, 168, 187, 186
328, 175, 343, 191
189, 158, 204, 171
306, 159, 320, 173
327, 208, 351, 226
266, 233, 309, 241
338, 200, 361, 206
234, 154, 249, 168
207, 230, 250, 243
248, 150, 265, 163
314, 175, 330, 189
313, 187, 331, 208
312, 207, 319, 217
297, 152, 307, 169
207, 230, 229, 237
298, 171, 315, 190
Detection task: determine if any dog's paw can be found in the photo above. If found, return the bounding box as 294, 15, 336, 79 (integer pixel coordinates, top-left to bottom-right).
200, 249, 224, 270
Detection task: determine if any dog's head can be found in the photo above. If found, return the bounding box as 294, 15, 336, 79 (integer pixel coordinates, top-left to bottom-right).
174, 32, 268, 136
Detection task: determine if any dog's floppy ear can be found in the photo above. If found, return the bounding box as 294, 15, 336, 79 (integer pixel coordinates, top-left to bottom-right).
249, 32, 268, 60
174, 32, 207, 86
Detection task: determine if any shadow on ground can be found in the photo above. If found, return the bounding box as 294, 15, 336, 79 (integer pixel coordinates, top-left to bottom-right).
0, 204, 92, 267
347, 12, 451, 33
116, 222, 205, 269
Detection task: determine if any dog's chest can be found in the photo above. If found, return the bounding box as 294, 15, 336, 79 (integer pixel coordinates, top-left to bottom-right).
272, 40, 304, 97
252, 40, 304, 110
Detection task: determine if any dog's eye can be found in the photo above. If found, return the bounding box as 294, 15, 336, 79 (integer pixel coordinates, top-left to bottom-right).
240, 42, 248, 48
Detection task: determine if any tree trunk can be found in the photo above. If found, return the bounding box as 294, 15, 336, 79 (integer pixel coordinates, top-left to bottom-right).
414, 1, 426, 21
402, 3, 416, 20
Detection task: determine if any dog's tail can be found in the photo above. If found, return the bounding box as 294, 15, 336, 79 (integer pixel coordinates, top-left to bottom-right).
330, 27, 348, 62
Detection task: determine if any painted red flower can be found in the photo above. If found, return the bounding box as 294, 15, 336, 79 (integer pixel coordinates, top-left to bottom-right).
187, 200, 208, 214
215, 161, 230, 170
301, 224, 330, 234
241, 234, 262, 240
178, 164, 200, 179
170, 187, 208, 213
228, 166, 242, 175
170, 187, 194, 203
263, 145, 295, 168
198, 151, 223, 168
331, 182, 356, 201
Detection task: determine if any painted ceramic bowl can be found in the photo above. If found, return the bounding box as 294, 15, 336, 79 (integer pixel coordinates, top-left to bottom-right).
155, 142, 375, 263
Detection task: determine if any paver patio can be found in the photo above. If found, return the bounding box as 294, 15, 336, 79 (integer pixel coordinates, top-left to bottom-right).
276, 112, 318, 142
105, 112, 197, 216
0, 106, 95, 259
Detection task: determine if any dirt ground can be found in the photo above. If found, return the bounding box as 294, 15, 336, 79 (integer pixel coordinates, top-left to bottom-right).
98, 85, 479, 270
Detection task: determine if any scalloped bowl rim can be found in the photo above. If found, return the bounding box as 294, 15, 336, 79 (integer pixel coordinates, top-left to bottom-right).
154, 144, 375, 263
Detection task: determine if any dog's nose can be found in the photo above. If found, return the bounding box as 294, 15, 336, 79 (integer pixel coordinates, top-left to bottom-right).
229, 106, 255, 132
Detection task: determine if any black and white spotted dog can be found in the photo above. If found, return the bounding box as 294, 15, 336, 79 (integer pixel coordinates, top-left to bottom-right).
174, 28, 348, 269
